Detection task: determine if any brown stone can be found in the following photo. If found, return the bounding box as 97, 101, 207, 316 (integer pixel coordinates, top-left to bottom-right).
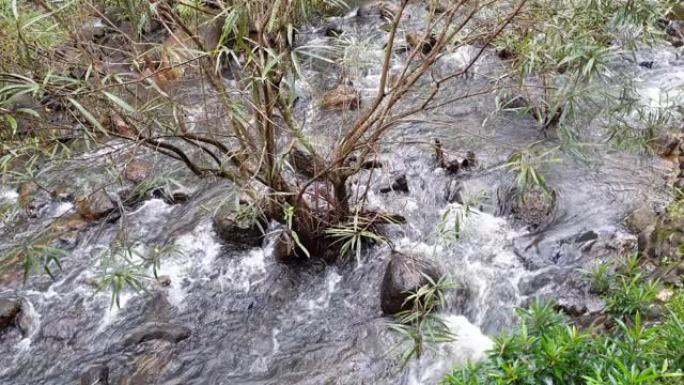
320, 84, 361, 110
406, 32, 437, 55
123, 160, 152, 183
75, 190, 116, 221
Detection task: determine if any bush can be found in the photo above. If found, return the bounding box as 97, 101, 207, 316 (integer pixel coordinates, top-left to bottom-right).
442, 264, 684, 385
443, 299, 684, 385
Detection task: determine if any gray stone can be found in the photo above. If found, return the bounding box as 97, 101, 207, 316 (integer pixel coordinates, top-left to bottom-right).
212, 207, 264, 248
0, 298, 20, 331
123, 322, 191, 347
80, 365, 109, 385
380, 252, 440, 315
625, 204, 658, 234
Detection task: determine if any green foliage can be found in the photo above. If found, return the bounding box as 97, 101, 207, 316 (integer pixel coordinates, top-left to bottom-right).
495, 0, 677, 145
325, 209, 387, 265
98, 240, 182, 307
606, 273, 659, 317
444, 253, 684, 385
0, 242, 67, 281
443, 299, 684, 385
501, 146, 558, 197
436, 192, 486, 242
387, 275, 456, 364
584, 262, 611, 295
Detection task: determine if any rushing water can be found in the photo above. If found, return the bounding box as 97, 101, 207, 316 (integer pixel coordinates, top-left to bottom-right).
0, 3, 681, 385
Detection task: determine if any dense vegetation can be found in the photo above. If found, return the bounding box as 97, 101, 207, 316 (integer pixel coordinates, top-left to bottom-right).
443, 257, 684, 385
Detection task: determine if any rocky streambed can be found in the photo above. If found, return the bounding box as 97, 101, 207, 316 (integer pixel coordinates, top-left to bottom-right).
1, 2, 684, 385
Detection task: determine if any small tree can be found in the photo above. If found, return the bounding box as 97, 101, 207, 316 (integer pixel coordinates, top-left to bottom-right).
1, 0, 527, 262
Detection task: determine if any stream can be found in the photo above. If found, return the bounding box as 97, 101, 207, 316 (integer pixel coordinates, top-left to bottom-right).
0, 3, 681, 385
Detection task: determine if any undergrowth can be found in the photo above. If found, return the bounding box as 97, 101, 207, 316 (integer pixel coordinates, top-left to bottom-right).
443, 256, 684, 385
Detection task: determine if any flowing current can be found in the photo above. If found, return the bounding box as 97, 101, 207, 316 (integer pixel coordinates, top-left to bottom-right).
0, 5, 680, 385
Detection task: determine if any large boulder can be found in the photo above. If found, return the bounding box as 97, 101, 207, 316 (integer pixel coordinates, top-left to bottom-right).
0, 298, 21, 332
380, 252, 440, 315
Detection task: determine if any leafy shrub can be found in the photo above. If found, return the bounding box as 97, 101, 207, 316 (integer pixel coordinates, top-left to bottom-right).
443, 299, 684, 385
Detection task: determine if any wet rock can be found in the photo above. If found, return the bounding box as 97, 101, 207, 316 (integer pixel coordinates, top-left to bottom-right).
123, 322, 191, 347
320, 83, 361, 110
576, 230, 599, 245
18, 181, 38, 214
123, 160, 153, 183
212, 206, 264, 248
155, 275, 172, 287
652, 134, 682, 159
380, 252, 440, 315
152, 187, 191, 205
445, 159, 461, 174
273, 229, 296, 263
16, 299, 36, 337
80, 365, 109, 385
380, 174, 409, 194
625, 204, 659, 234
357, 1, 400, 19
509, 186, 556, 228
75, 190, 116, 220
406, 32, 437, 55
290, 147, 326, 179
639, 61, 655, 69
0, 298, 21, 331
518, 270, 560, 295
462, 151, 477, 169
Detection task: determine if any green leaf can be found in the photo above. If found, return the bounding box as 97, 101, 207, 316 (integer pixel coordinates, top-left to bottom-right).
103, 91, 136, 113
67, 97, 107, 135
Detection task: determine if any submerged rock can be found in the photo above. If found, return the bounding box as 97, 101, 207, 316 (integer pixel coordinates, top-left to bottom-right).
212, 210, 264, 248
380, 252, 440, 315
123, 322, 191, 347
406, 32, 437, 55
380, 174, 409, 194
0, 298, 21, 332
213, 202, 266, 247
80, 365, 109, 385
